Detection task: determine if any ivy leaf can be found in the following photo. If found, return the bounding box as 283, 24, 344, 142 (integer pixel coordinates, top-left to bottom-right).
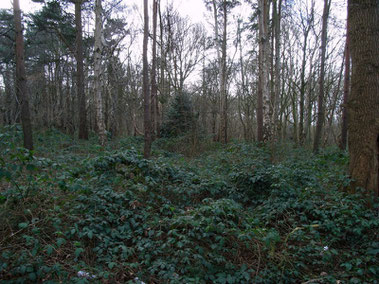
18, 222, 29, 229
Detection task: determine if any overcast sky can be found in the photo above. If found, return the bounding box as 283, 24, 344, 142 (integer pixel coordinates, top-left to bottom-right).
0, 0, 209, 22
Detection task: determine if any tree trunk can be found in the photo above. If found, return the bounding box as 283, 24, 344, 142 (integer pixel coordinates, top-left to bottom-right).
272, 0, 282, 141
340, 6, 350, 151
347, 0, 379, 196
75, 0, 88, 140
220, 0, 228, 144
151, 0, 158, 141
13, 0, 33, 150
143, 0, 152, 159
257, 0, 271, 142
94, 0, 106, 146
313, 0, 330, 152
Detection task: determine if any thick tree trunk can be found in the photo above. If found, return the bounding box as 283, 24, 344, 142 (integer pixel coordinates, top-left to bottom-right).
143, 0, 152, 159
75, 0, 88, 140
257, 0, 271, 142
13, 0, 33, 150
347, 0, 379, 196
313, 0, 330, 152
94, 0, 106, 146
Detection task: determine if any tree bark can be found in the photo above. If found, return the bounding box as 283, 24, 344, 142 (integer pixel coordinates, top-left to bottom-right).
313, 0, 330, 152
143, 0, 152, 159
347, 0, 379, 196
13, 0, 33, 150
94, 0, 106, 146
75, 0, 88, 140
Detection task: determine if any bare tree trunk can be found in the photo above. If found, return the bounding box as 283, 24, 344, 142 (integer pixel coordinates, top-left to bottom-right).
273, 0, 282, 141
313, 0, 330, 152
13, 0, 33, 150
340, 6, 350, 150
143, 0, 152, 159
94, 0, 106, 146
220, 0, 228, 143
75, 0, 88, 140
347, 0, 379, 196
258, 0, 271, 142
151, 0, 158, 141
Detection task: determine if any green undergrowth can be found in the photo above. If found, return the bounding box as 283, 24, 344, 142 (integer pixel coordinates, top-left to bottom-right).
0, 126, 378, 283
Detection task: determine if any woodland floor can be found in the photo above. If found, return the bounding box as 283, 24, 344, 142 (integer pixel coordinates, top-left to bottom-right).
0, 125, 378, 283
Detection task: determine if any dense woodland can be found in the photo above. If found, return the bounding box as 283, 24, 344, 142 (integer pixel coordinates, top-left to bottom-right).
0, 0, 378, 282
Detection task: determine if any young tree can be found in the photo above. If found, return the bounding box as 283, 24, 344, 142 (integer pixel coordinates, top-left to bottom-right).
13, 0, 34, 150
347, 0, 379, 196
313, 0, 331, 152
94, 0, 106, 146
143, 0, 152, 158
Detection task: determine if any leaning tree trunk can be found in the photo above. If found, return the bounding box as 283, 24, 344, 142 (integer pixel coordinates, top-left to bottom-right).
347, 0, 379, 196
313, 0, 330, 152
143, 0, 152, 159
94, 0, 106, 146
75, 0, 88, 140
13, 0, 33, 150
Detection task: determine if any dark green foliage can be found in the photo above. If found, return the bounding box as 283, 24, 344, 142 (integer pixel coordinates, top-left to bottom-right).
0, 127, 378, 283
160, 93, 196, 138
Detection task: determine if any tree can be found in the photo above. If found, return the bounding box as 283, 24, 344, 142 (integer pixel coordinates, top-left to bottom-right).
340, 5, 350, 150
257, 0, 271, 142
313, 0, 331, 152
94, 0, 106, 146
143, 0, 152, 159
205, 0, 239, 143
160, 93, 195, 137
272, 0, 282, 141
347, 0, 379, 196
13, 0, 33, 150
75, 0, 88, 140
151, 0, 158, 140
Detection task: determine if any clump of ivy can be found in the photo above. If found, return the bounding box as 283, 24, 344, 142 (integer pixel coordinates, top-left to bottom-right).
0, 127, 378, 283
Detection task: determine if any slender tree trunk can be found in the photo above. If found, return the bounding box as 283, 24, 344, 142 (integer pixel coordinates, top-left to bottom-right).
143, 0, 152, 159
299, 32, 309, 145
313, 0, 330, 152
340, 7, 350, 150
273, 0, 282, 141
220, 0, 228, 143
347, 0, 379, 196
212, 0, 221, 142
75, 0, 88, 140
13, 0, 33, 150
151, 0, 158, 141
94, 0, 106, 146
